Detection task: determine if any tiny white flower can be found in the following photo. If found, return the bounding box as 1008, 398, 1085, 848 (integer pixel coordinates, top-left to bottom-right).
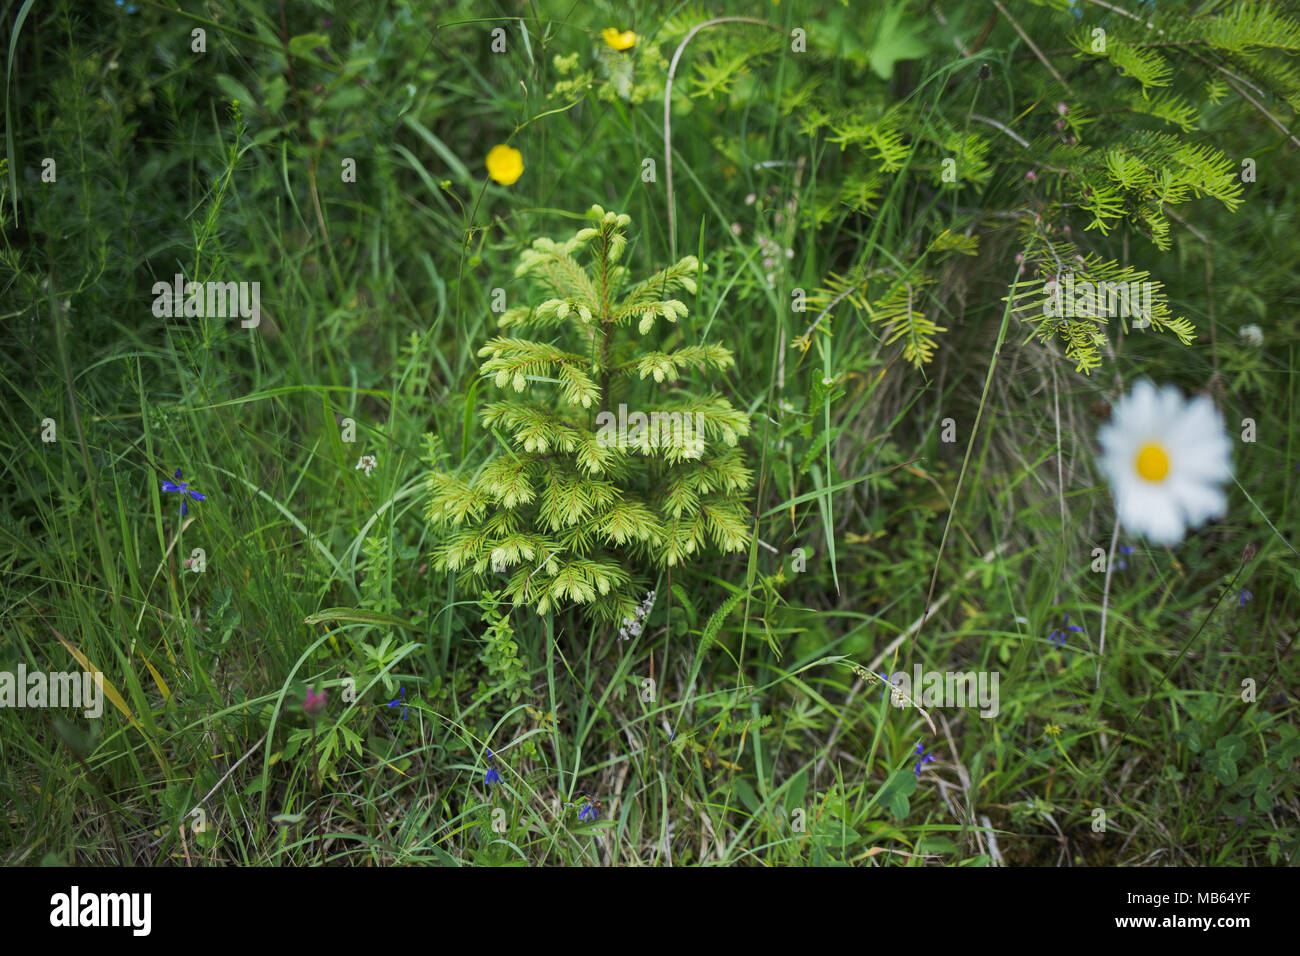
1239, 324, 1263, 347
1097, 380, 1232, 545
745, 193, 757, 205
355, 454, 378, 476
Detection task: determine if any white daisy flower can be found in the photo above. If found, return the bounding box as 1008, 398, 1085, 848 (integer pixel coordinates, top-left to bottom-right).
1097, 380, 1232, 545
1239, 324, 1263, 347
355, 454, 377, 476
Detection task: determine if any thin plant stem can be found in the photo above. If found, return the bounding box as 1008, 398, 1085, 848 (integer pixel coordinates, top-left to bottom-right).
1096, 517, 1120, 689
664, 17, 781, 260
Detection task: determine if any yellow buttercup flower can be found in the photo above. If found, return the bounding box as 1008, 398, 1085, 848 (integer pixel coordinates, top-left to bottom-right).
602, 27, 637, 51
485, 144, 524, 185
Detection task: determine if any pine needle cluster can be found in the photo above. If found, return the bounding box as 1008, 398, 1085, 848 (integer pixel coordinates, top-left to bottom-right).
426, 206, 753, 624
674, 1, 1300, 374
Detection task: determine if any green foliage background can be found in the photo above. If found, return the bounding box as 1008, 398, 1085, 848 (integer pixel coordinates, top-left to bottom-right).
1, 0, 1297, 866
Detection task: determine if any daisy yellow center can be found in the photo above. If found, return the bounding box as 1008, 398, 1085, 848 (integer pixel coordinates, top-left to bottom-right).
1135, 442, 1170, 482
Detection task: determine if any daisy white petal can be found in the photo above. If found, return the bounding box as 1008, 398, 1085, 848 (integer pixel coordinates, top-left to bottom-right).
1115, 480, 1186, 544
1167, 477, 1227, 526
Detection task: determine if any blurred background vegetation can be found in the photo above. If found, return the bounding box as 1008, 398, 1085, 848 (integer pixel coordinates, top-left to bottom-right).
1, 0, 1297, 865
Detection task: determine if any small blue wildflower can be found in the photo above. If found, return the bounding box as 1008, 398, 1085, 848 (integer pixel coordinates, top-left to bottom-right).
1238, 588, 1253, 607
386, 685, 407, 719
1048, 612, 1082, 649
161, 468, 206, 518
913, 740, 937, 778
1116, 545, 1135, 570
565, 793, 602, 821
483, 748, 502, 785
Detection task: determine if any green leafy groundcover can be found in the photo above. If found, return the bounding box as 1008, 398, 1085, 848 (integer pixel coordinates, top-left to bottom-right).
0, 0, 1297, 868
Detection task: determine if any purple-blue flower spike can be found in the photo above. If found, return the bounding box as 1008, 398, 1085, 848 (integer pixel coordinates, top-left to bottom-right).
161, 468, 205, 518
